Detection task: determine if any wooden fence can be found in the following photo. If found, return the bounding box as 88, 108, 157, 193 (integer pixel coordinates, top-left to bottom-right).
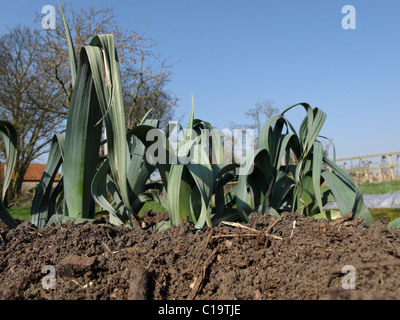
337, 152, 400, 184
223, 151, 400, 188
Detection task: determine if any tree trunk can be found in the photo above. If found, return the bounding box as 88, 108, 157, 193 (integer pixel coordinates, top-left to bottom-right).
7, 160, 29, 205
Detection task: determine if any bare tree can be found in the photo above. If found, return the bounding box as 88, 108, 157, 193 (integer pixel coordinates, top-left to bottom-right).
34, 3, 178, 127
123, 50, 178, 128
230, 99, 279, 146
0, 25, 65, 202
0, 4, 178, 202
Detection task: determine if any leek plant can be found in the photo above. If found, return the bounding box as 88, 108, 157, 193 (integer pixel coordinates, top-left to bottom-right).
0, 120, 18, 228
29, 5, 238, 229
30, 4, 152, 227
235, 103, 373, 226
130, 97, 239, 229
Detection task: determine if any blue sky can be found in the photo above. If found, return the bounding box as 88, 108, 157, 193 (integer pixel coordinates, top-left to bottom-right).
0, 0, 399, 159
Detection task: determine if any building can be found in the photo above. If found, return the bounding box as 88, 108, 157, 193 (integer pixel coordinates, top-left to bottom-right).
0, 163, 61, 195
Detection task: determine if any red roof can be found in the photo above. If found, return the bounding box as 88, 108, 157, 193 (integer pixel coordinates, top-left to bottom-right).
0, 163, 61, 182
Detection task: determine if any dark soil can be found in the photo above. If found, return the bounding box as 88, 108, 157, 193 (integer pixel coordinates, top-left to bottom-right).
1, 210, 400, 300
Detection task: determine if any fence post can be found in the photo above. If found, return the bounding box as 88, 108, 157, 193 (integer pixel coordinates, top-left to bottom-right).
388, 153, 395, 180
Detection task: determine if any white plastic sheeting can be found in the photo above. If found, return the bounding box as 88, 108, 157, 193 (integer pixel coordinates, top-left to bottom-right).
324, 190, 400, 210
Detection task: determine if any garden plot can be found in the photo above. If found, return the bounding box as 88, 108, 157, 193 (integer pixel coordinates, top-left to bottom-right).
1, 211, 400, 300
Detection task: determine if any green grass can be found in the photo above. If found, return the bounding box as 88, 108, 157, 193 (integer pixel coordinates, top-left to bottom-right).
358, 180, 400, 222
370, 208, 400, 222
7, 201, 168, 222
359, 180, 400, 195
8, 205, 31, 221
9, 197, 399, 224
139, 201, 167, 214
8, 201, 400, 225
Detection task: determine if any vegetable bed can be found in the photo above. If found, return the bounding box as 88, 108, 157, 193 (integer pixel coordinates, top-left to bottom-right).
1, 211, 400, 300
